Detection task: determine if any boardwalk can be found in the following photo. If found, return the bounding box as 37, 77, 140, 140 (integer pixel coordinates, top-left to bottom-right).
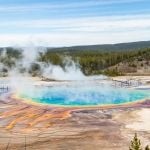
0, 84, 10, 94
111, 79, 142, 88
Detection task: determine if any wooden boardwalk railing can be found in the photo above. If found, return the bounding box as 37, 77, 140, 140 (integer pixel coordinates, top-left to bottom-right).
0, 84, 10, 94
111, 79, 142, 88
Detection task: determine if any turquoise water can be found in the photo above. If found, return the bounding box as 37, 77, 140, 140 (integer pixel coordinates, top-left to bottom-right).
20, 85, 150, 106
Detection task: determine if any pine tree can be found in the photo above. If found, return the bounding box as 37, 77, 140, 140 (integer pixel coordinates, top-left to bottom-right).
145, 145, 150, 150
129, 133, 142, 150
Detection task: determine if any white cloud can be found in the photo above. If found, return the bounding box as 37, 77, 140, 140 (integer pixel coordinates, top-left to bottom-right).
1, 15, 150, 33
0, 29, 150, 47
0, 14, 150, 46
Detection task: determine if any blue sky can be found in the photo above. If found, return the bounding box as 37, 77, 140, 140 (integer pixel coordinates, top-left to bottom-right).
0, 0, 150, 46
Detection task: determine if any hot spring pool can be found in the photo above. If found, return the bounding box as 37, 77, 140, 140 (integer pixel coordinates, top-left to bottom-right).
18, 84, 150, 107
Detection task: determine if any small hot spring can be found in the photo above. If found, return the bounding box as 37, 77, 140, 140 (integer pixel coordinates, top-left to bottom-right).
18, 83, 150, 107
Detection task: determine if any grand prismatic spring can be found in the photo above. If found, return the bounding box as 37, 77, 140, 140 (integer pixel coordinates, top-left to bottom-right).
0, 78, 150, 150
18, 83, 150, 107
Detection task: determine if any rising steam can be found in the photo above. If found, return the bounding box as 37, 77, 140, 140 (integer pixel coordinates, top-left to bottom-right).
0, 46, 106, 81
1, 46, 145, 107
0, 46, 107, 102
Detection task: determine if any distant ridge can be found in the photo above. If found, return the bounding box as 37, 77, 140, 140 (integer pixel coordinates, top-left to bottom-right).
48, 40, 150, 52
1, 40, 150, 52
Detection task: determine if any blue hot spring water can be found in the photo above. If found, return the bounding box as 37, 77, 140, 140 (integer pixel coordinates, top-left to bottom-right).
19, 83, 150, 107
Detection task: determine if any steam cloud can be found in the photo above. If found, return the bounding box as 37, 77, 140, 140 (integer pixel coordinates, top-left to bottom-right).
0, 46, 106, 80
0, 46, 107, 100
1, 46, 145, 106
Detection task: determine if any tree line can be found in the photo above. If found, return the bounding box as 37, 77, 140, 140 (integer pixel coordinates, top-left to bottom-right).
40, 48, 150, 76
1, 47, 150, 76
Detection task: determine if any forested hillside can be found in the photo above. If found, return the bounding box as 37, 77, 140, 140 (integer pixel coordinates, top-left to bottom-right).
1, 41, 150, 77
40, 48, 150, 76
